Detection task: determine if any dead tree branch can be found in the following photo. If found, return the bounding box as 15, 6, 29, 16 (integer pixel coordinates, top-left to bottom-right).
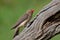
13, 0, 60, 40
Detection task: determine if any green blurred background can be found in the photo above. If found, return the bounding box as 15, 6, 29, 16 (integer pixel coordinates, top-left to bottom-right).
0, 0, 60, 40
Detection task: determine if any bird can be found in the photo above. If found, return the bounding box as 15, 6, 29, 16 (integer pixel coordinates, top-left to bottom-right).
12, 9, 34, 38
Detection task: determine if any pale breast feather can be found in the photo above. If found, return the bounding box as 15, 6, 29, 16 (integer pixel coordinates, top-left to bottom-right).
12, 14, 28, 29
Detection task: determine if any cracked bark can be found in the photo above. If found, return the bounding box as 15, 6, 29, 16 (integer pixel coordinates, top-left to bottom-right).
13, 0, 60, 40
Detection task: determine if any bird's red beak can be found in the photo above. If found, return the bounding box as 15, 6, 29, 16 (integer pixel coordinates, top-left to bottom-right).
31, 9, 34, 13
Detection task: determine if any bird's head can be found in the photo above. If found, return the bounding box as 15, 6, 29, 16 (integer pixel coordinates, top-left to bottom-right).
26, 9, 34, 14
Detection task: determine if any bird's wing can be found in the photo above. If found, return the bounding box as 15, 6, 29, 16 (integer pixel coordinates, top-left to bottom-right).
12, 14, 28, 29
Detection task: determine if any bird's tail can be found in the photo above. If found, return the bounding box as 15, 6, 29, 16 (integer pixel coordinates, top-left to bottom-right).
11, 26, 16, 30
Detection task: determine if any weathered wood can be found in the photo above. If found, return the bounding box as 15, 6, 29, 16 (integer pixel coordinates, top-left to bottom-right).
13, 0, 60, 40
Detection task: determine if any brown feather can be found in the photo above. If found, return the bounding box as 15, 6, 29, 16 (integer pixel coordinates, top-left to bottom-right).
11, 14, 28, 29
12, 9, 34, 38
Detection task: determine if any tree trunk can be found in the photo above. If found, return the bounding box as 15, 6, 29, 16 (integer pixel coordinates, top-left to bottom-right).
13, 0, 60, 40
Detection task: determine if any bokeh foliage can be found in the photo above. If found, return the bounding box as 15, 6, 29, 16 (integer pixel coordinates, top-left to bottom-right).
0, 0, 60, 40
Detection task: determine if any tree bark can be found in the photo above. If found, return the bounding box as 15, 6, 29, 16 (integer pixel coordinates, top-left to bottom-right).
13, 0, 60, 40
